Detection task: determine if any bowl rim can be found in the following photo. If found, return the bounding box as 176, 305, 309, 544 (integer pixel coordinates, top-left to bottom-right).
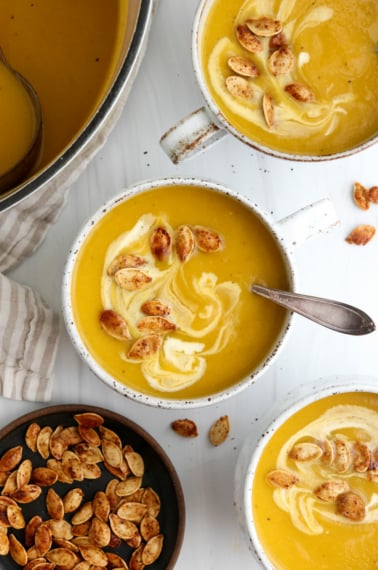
192, 0, 378, 163
0, 0, 155, 212
239, 374, 378, 568
62, 175, 295, 409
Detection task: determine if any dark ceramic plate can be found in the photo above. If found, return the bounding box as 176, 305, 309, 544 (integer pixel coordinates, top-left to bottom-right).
0, 404, 185, 569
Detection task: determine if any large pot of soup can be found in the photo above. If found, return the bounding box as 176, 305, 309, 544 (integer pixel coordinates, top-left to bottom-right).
0, 0, 154, 211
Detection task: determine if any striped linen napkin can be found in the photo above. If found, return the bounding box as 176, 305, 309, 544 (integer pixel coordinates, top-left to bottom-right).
0, 185, 68, 401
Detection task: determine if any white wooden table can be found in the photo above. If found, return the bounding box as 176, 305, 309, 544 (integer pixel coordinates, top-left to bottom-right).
4, 0, 378, 567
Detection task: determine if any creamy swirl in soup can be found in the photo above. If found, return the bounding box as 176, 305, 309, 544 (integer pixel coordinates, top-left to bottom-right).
200, 0, 378, 155
101, 213, 241, 392
70, 184, 289, 401
253, 391, 378, 569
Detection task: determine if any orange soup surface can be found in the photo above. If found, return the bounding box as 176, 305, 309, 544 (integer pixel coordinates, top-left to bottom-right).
200, 0, 378, 155
70, 185, 289, 401
0, 1, 127, 179
0, 57, 38, 176
253, 391, 378, 569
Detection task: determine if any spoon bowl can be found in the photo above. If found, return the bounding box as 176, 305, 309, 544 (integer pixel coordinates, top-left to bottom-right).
252, 284, 375, 335
0, 48, 42, 194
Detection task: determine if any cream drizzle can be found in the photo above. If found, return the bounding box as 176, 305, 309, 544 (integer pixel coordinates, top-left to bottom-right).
271, 405, 378, 535
208, 0, 353, 139
101, 214, 241, 392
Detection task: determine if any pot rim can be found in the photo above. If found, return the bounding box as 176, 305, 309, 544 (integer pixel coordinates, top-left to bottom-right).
62, 175, 295, 409
0, 0, 155, 212
191, 0, 378, 163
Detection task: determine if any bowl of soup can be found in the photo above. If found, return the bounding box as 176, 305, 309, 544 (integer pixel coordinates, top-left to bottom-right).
0, 0, 154, 210
235, 375, 378, 569
62, 177, 339, 408
160, 0, 378, 163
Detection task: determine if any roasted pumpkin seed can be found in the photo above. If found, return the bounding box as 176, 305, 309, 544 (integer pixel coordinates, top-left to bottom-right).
288, 442, 322, 462
127, 335, 162, 360
209, 415, 230, 446
266, 469, 298, 488
245, 16, 282, 37
0, 446, 23, 472
236, 24, 263, 53
99, 310, 131, 341
225, 75, 253, 100
114, 268, 152, 291
141, 299, 171, 317
174, 224, 195, 262
228, 55, 260, 78
142, 533, 164, 565
107, 254, 146, 276
137, 316, 177, 334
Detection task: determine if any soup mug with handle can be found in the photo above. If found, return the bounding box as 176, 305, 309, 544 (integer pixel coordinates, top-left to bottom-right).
62, 176, 339, 409
234, 375, 378, 569
160, 0, 378, 163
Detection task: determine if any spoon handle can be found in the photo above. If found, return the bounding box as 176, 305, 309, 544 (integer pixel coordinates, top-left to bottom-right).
252, 284, 375, 336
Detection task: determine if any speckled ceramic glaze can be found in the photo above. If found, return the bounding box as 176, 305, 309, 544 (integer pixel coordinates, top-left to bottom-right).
62, 176, 338, 409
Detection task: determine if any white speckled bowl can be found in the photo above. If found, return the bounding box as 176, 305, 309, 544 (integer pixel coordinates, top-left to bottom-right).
160, 0, 378, 164
62, 176, 338, 409
234, 375, 378, 568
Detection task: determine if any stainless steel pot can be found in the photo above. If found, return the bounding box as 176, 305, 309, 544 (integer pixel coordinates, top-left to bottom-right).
0, 0, 154, 212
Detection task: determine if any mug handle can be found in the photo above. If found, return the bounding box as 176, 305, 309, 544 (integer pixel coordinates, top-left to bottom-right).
274, 198, 340, 254
160, 107, 227, 163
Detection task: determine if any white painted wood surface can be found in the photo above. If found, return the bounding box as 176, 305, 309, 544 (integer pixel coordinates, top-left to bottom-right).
3, 1, 378, 567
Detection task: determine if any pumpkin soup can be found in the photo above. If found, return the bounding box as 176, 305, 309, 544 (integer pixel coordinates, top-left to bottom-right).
253, 391, 378, 569
0, 0, 128, 182
0, 55, 38, 176
70, 184, 289, 400
200, 0, 378, 155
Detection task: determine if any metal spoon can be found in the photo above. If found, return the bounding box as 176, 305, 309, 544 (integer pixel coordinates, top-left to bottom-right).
0, 48, 42, 194
252, 284, 375, 335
